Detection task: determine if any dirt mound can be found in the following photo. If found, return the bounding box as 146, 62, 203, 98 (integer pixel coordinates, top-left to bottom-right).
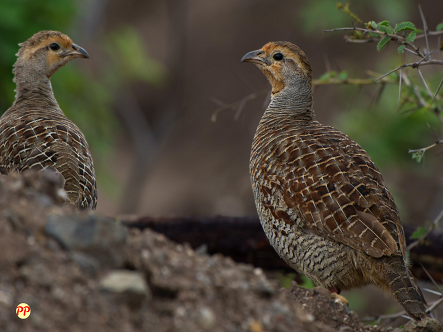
0, 171, 439, 331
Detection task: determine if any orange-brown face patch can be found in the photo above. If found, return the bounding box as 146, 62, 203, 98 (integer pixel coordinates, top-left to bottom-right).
261, 67, 285, 94
246, 41, 313, 94
45, 37, 74, 75
21, 35, 73, 61
261, 41, 312, 78
47, 51, 62, 69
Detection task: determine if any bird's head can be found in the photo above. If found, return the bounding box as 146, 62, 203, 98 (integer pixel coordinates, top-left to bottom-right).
241, 41, 312, 95
15, 31, 89, 78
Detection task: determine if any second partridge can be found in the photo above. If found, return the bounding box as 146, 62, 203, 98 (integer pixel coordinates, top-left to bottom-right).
242, 41, 427, 320
0, 31, 97, 209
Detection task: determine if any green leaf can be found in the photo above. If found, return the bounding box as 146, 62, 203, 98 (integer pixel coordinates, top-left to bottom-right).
412, 150, 423, 162
397, 45, 406, 53
377, 36, 391, 51
406, 31, 416, 43
394, 22, 416, 33
379, 25, 393, 34
410, 225, 428, 240
365, 21, 378, 30
378, 21, 393, 34
437, 23, 443, 31
339, 71, 348, 81
319, 72, 331, 81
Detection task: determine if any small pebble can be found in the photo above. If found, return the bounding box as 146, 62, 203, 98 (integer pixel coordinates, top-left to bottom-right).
197, 307, 216, 330
0, 290, 13, 308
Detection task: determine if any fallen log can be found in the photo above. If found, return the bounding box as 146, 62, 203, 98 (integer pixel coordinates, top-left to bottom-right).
122, 215, 443, 282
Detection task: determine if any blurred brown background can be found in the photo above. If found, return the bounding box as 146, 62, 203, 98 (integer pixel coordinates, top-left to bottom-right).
0, 0, 442, 228
77, 0, 443, 223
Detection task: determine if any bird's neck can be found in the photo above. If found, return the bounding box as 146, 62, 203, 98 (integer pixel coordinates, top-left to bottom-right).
11, 60, 60, 110
266, 78, 314, 122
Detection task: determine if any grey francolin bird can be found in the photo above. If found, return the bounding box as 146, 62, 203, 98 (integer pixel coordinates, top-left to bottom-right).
242, 41, 427, 320
0, 31, 97, 209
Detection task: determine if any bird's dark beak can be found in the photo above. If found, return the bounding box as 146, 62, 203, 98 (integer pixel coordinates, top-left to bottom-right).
241, 49, 265, 65
67, 44, 89, 59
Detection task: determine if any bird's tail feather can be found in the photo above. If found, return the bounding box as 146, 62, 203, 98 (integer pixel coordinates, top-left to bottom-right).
384, 256, 427, 320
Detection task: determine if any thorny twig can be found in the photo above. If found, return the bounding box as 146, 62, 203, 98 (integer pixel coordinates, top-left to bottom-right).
407, 208, 443, 251
418, 4, 430, 55
362, 265, 443, 324
407, 122, 443, 165
315, 77, 396, 85
362, 310, 410, 324
419, 265, 443, 318
324, 24, 443, 57
211, 89, 267, 122
342, 30, 443, 45
432, 77, 443, 105
398, 68, 403, 109
401, 73, 428, 109
325, 10, 443, 132
363, 296, 443, 324
212, 76, 396, 121
374, 59, 443, 82
324, 26, 426, 57
420, 263, 443, 304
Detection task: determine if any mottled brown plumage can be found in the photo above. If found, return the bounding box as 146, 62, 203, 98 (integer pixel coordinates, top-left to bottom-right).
242, 41, 427, 320
0, 31, 97, 209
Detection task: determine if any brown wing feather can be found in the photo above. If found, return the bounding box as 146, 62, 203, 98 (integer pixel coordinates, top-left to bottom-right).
0, 109, 97, 209
252, 120, 404, 258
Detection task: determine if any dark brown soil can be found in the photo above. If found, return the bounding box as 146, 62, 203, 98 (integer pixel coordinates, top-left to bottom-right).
0, 171, 440, 331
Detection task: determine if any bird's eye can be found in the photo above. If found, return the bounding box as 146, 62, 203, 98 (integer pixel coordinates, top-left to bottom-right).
50, 43, 60, 51
273, 53, 283, 61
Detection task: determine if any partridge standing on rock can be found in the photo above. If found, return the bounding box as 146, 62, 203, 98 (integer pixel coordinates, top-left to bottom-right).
242, 41, 427, 320
0, 31, 97, 209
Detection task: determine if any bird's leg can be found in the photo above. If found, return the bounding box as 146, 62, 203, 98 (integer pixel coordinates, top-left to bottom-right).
328, 286, 341, 294
326, 286, 348, 306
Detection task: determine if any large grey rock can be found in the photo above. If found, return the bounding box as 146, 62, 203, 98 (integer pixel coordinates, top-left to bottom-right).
46, 214, 127, 269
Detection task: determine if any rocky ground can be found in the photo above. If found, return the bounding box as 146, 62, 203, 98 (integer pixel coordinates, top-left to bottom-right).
0, 171, 441, 332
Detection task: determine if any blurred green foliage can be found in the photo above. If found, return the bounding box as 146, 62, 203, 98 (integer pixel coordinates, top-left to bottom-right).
343, 290, 368, 312
298, 0, 412, 34
300, 1, 442, 173
0, 0, 77, 110
410, 225, 428, 239
299, 274, 315, 289
104, 27, 167, 87
97, 27, 167, 199
279, 273, 315, 290
336, 83, 440, 170
0, 1, 166, 201
279, 272, 295, 289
